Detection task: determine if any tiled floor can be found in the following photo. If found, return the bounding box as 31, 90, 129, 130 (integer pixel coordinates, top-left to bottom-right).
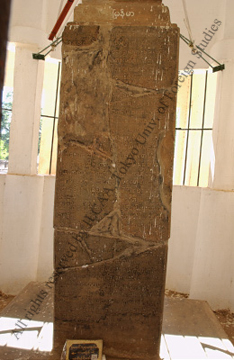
0, 282, 233, 359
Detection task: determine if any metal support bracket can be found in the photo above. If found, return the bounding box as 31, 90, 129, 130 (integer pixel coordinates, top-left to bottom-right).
180, 34, 225, 73
32, 37, 62, 61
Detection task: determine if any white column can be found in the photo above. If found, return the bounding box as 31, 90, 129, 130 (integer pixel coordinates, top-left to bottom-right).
0, 175, 44, 294
189, 0, 234, 310
8, 44, 44, 175
209, 0, 234, 190
209, 56, 234, 190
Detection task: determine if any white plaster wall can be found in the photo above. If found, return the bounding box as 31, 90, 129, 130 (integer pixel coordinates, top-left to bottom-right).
190, 188, 234, 311
0, 174, 55, 295
0, 175, 44, 294
167, 187, 234, 312
209, 61, 234, 190
8, 0, 80, 57
163, 0, 225, 69
9, 0, 48, 49
8, 44, 44, 176
0, 176, 6, 262
36, 176, 55, 282
166, 186, 202, 294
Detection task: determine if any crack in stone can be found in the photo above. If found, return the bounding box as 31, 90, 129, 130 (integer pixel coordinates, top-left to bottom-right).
104, 29, 120, 195
61, 140, 112, 161
55, 227, 87, 235
75, 238, 94, 264
114, 79, 159, 98
58, 243, 165, 273
89, 208, 121, 237
155, 130, 171, 214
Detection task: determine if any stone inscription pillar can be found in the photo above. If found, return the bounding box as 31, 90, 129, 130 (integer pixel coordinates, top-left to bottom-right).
54, 1, 179, 359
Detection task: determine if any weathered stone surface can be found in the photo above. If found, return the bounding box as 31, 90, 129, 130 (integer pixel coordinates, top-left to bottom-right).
54, 230, 141, 269
54, 246, 167, 360
109, 27, 178, 89
55, 145, 116, 230
54, 1, 179, 359
74, 1, 169, 27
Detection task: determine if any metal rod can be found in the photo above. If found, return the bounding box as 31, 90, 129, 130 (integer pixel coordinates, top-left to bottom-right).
180, 33, 224, 68
197, 53, 213, 68
49, 62, 61, 174
180, 34, 191, 46
44, 49, 53, 58
44, 38, 62, 57
33, 37, 62, 60
176, 127, 212, 131
183, 72, 194, 185
38, 37, 62, 55
197, 70, 208, 186
196, 45, 222, 66
181, 0, 194, 45
48, 0, 75, 41
41, 114, 59, 120
180, 34, 190, 43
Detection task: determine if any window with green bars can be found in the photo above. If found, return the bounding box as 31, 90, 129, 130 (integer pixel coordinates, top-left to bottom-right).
1, 46, 218, 185
0, 44, 15, 174
173, 69, 217, 187
38, 59, 61, 175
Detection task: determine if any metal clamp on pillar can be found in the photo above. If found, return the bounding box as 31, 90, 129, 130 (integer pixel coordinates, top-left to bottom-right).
181, 0, 224, 73
32, 37, 62, 61
33, 0, 76, 60
180, 34, 225, 73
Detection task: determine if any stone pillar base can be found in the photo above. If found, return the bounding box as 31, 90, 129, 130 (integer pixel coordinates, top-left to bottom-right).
55, 245, 167, 360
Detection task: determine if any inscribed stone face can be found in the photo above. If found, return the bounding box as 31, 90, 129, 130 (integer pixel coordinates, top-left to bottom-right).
54, 2, 179, 359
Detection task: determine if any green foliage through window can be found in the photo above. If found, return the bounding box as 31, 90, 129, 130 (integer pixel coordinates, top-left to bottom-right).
0, 91, 13, 161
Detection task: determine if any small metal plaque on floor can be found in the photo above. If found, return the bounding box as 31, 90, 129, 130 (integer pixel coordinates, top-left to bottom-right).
64, 340, 103, 360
